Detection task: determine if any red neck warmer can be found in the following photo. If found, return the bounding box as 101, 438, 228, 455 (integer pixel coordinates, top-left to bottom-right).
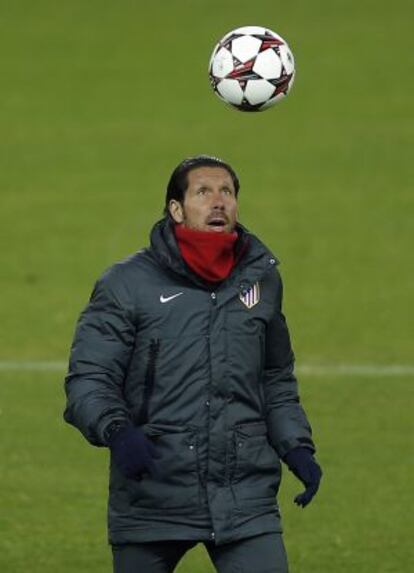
174, 224, 238, 283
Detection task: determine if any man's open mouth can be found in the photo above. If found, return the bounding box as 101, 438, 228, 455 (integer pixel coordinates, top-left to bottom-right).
207, 218, 227, 231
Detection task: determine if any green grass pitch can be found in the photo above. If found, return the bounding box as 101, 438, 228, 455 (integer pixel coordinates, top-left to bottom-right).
0, 1, 413, 571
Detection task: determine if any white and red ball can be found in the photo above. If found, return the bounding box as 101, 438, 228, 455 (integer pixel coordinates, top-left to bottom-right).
208, 26, 295, 111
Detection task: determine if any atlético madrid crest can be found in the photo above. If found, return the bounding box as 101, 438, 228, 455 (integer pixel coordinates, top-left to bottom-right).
239, 282, 260, 309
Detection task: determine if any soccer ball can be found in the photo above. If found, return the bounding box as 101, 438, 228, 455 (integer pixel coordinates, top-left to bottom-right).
208, 25, 295, 112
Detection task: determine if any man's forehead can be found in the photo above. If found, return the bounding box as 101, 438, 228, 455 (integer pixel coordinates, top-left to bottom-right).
187, 166, 234, 187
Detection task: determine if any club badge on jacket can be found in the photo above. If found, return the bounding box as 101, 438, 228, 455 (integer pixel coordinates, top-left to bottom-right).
239, 282, 260, 309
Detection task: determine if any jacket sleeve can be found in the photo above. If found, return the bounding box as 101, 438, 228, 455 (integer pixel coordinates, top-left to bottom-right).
263, 269, 315, 458
63, 267, 136, 447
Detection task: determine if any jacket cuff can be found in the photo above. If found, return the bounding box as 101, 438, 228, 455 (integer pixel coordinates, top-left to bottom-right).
275, 436, 315, 459
95, 416, 130, 446
103, 420, 132, 445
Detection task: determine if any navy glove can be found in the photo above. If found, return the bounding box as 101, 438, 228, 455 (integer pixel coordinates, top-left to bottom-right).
106, 423, 159, 480
284, 447, 322, 508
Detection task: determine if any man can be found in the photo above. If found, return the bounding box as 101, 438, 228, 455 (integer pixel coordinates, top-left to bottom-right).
64, 155, 322, 573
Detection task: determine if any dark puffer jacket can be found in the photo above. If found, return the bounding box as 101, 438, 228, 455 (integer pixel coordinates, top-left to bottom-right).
64, 219, 315, 545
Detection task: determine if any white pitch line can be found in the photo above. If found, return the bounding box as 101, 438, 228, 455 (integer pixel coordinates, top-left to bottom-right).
0, 361, 67, 371
0, 361, 413, 376
297, 364, 414, 376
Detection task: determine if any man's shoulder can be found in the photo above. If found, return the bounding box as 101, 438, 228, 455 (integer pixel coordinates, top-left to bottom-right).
239, 225, 280, 263
95, 248, 159, 297
112, 249, 153, 273
84, 249, 163, 312
246, 231, 284, 285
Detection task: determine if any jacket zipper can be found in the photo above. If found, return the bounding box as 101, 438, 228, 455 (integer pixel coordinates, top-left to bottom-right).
203, 292, 216, 480
207, 292, 216, 541
138, 338, 160, 425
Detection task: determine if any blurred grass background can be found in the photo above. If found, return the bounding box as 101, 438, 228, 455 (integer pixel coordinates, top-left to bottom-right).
0, 0, 413, 571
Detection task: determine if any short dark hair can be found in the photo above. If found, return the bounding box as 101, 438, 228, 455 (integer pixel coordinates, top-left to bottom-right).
164, 155, 240, 216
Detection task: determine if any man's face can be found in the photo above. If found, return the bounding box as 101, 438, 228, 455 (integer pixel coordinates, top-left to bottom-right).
169, 166, 238, 233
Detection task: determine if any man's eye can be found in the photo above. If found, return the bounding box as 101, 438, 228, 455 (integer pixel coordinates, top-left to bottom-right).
197, 188, 207, 195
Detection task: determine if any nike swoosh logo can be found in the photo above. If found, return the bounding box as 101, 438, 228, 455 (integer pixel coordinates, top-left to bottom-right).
160, 292, 184, 304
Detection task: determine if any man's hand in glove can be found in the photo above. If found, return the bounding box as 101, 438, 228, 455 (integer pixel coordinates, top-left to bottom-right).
106, 423, 159, 480
284, 447, 322, 508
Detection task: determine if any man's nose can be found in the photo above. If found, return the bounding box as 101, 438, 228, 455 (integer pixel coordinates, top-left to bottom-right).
210, 189, 225, 208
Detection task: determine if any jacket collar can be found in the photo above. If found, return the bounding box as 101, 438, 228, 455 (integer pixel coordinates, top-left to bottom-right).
149, 218, 279, 292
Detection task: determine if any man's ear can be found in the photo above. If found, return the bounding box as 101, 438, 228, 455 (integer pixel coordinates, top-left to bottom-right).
169, 200, 184, 224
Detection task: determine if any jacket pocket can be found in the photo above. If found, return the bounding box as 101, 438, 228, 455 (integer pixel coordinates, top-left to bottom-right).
232, 421, 281, 502
137, 338, 160, 425
126, 423, 200, 511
